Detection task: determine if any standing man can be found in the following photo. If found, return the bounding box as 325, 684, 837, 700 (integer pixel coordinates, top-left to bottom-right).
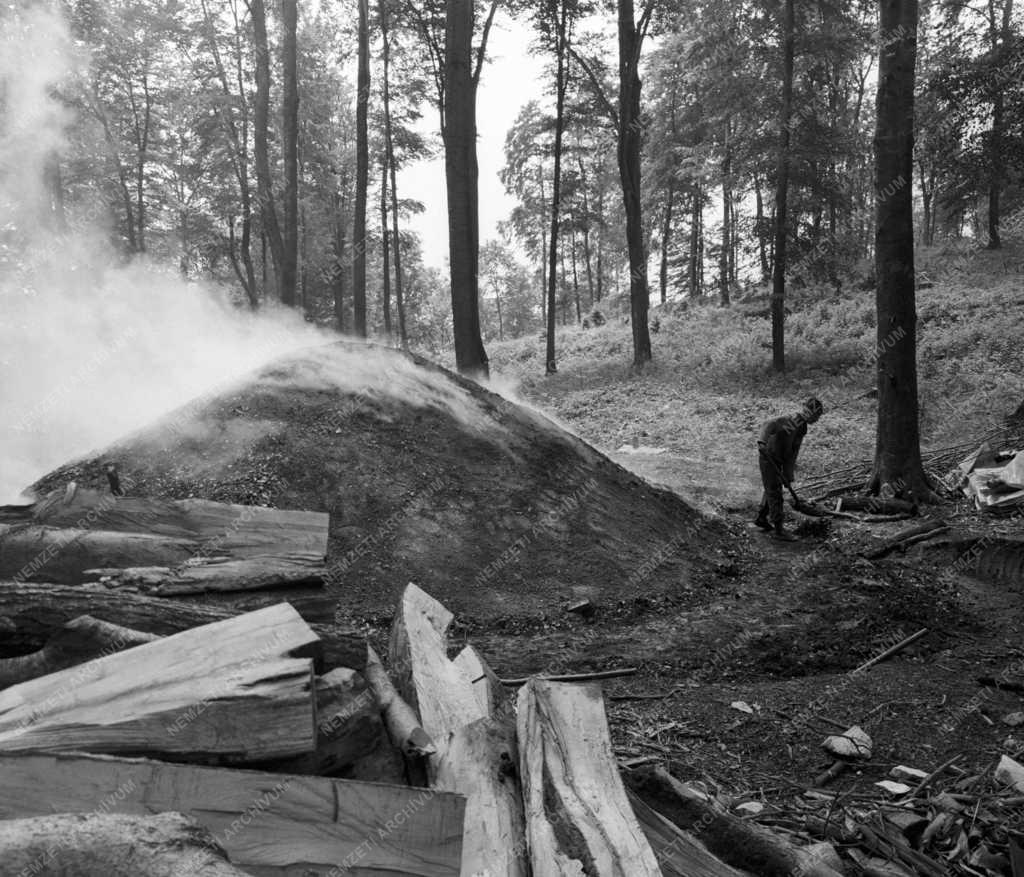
755, 397, 824, 541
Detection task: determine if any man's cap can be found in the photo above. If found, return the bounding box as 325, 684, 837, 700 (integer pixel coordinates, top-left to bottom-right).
803, 397, 824, 417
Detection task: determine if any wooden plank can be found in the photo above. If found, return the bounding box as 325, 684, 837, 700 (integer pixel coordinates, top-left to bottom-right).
0, 811, 251, 877
517, 678, 661, 875
0, 752, 466, 877
0, 582, 365, 671
0, 604, 319, 763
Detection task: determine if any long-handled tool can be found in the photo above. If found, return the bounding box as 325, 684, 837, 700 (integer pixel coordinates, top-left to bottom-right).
761, 450, 826, 517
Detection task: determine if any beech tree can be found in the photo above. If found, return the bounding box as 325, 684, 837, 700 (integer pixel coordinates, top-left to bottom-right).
771, 0, 794, 372
280, 0, 299, 306
869, 0, 937, 502
352, 0, 370, 336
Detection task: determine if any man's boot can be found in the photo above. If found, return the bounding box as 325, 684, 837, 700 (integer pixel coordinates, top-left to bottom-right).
754, 513, 772, 531
772, 522, 798, 542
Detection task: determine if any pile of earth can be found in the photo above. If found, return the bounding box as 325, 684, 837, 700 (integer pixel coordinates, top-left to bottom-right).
34, 341, 728, 619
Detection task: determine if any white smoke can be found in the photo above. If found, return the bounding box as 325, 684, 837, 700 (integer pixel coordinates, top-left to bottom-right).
0, 2, 327, 502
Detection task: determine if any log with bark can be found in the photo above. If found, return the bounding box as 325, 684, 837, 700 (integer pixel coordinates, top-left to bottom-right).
0, 751, 467, 876
0, 582, 364, 670
0, 811, 250, 877
390, 583, 528, 877
0, 484, 329, 594
260, 667, 383, 776
863, 520, 949, 560
836, 496, 918, 515
0, 614, 158, 690
517, 678, 662, 875
0, 603, 319, 763
623, 764, 843, 877
626, 789, 747, 877
364, 644, 436, 758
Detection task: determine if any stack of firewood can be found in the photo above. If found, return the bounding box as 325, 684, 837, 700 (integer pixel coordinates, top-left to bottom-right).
0, 581, 851, 876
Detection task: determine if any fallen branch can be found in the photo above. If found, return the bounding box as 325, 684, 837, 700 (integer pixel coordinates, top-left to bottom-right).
851, 628, 929, 674
863, 521, 948, 560
499, 667, 637, 686
363, 645, 436, 758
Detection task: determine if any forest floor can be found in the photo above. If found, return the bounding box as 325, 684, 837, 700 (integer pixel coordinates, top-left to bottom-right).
477, 242, 1024, 798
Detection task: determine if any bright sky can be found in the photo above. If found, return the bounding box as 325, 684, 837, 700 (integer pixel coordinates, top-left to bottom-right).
397, 11, 546, 270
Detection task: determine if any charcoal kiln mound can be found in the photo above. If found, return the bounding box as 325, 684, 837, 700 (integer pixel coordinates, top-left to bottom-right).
33, 342, 725, 617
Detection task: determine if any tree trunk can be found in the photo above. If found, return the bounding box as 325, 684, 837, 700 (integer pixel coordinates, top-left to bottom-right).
332, 188, 348, 332
381, 0, 407, 349
571, 225, 582, 322
353, 0, 370, 336
869, 0, 936, 502
754, 173, 770, 281
280, 0, 299, 306
660, 180, 675, 303
540, 166, 548, 323
719, 130, 731, 307
545, 1, 569, 373
689, 180, 701, 296
772, 0, 794, 372
444, 0, 489, 378
577, 154, 595, 304
252, 0, 285, 294
380, 158, 392, 338
985, 0, 1012, 249
618, 0, 653, 365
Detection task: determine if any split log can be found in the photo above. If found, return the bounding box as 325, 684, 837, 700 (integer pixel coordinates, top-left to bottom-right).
0, 582, 364, 670
0, 751, 467, 876
0, 603, 319, 763
390, 584, 527, 877
0, 811, 250, 877
624, 765, 843, 877
452, 644, 505, 718
261, 668, 383, 776
517, 678, 661, 875
0, 614, 158, 690
364, 644, 436, 757
433, 717, 529, 877
84, 559, 325, 595
626, 790, 747, 877
864, 520, 949, 560
389, 583, 486, 744
836, 496, 918, 515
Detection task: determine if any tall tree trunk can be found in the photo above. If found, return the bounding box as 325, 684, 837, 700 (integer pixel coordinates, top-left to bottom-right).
576, 154, 595, 305
571, 225, 581, 322
869, 0, 935, 501
126, 75, 151, 253
381, 0, 407, 349
280, 0, 299, 306
719, 128, 731, 307
352, 0, 370, 336
252, 0, 285, 296
333, 189, 347, 333
985, 0, 1012, 249
617, 0, 653, 365
689, 180, 700, 296
444, 0, 489, 377
771, 0, 794, 373
545, 1, 569, 374
495, 284, 504, 340
659, 180, 674, 304
754, 172, 770, 281
595, 183, 604, 301
380, 158, 392, 338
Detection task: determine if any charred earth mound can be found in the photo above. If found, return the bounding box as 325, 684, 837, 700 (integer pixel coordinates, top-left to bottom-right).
35, 342, 726, 618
